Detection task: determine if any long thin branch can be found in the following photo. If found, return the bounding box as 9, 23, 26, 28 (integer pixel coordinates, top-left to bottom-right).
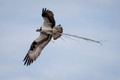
62, 33, 102, 45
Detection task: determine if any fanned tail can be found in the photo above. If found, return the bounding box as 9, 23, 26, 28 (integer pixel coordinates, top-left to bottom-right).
53, 25, 63, 40
62, 33, 102, 45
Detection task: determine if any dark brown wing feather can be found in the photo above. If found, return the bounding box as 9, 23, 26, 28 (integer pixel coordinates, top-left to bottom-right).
23, 34, 52, 66
42, 8, 55, 28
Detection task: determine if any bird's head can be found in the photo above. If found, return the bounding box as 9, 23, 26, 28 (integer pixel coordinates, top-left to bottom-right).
36, 27, 42, 32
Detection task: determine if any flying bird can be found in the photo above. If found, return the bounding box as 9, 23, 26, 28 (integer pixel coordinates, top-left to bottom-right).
23, 8, 101, 66
23, 8, 63, 66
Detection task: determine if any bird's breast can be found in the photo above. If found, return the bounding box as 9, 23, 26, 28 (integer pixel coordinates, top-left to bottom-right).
41, 25, 53, 34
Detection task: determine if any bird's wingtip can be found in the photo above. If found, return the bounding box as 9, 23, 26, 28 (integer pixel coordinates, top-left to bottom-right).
23, 54, 33, 66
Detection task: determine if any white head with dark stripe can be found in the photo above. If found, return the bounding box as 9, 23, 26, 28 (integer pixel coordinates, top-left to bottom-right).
36, 27, 42, 32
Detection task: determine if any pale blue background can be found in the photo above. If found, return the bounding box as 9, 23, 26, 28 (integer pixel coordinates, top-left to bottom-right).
0, 0, 120, 80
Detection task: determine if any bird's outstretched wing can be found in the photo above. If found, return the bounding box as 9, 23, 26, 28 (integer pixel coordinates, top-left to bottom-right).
42, 8, 55, 28
23, 33, 52, 66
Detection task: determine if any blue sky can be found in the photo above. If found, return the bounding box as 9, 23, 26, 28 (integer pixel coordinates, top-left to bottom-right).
0, 0, 120, 80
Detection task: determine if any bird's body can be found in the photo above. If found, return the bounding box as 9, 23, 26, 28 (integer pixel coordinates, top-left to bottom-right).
23, 8, 63, 66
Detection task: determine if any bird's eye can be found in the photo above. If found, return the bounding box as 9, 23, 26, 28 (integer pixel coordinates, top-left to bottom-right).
40, 27, 42, 31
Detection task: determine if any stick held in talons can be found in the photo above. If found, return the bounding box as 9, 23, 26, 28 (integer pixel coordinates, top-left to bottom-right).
62, 33, 102, 45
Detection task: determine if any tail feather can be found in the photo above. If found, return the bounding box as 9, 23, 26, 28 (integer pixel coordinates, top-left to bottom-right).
53, 25, 63, 40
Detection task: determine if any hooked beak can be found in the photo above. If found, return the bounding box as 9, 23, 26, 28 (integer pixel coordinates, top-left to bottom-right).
36, 29, 41, 32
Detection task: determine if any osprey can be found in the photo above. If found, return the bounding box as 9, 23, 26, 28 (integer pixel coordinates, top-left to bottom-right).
23, 8, 101, 66
23, 8, 63, 66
